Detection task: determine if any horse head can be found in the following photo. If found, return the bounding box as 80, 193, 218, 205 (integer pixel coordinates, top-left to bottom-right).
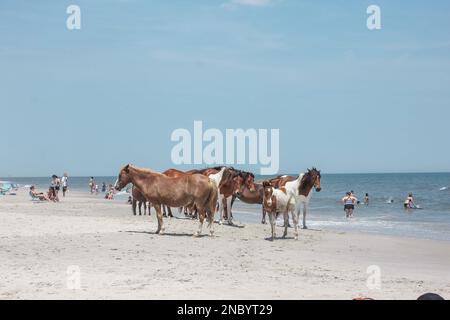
298, 167, 322, 195
115, 164, 132, 191
231, 172, 244, 197
308, 167, 322, 192
262, 181, 274, 207
243, 172, 256, 192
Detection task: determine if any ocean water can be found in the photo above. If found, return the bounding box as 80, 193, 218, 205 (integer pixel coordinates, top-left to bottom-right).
2, 173, 450, 241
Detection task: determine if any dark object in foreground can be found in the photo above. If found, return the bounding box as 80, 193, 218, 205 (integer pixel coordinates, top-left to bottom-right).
417, 293, 445, 300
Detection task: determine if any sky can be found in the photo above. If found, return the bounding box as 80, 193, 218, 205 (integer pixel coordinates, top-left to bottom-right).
1, 0, 450, 176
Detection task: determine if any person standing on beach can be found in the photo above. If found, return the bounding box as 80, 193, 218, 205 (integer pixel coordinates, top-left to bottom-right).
61, 173, 68, 197
364, 193, 369, 205
342, 192, 357, 218
101, 182, 106, 193
50, 175, 60, 202
89, 177, 94, 194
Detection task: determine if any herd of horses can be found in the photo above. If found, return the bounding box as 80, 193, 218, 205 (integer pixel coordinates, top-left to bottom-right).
115, 164, 321, 240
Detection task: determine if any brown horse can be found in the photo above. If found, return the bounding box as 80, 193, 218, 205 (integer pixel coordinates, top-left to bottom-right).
232, 182, 266, 223
132, 186, 148, 216
212, 168, 255, 224
161, 168, 187, 218
115, 164, 218, 236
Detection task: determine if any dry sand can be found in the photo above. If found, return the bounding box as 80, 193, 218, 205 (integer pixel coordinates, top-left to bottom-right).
1, 189, 449, 300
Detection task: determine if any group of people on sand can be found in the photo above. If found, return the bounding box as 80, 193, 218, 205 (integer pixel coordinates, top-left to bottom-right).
29, 173, 69, 202
342, 190, 418, 218
89, 177, 115, 200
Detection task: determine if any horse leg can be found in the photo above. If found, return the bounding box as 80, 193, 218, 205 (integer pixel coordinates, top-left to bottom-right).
282, 211, 289, 238
162, 205, 167, 217
194, 208, 206, 237
217, 194, 224, 224
148, 202, 152, 216
268, 212, 275, 241
154, 203, 164, 234
302, 203, 308, 229
206, 206, 215, 237
143, 201, 147, 215
138, 201, 142, 215
132, 199, 137, 215
261, 207, 266, 224
226, 196, 233, 225
291, 209, 299, 240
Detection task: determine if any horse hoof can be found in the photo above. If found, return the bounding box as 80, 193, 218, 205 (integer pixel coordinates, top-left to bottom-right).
193, 232, 200, 237
302, 226, 308, 230
209, 232, 215, 237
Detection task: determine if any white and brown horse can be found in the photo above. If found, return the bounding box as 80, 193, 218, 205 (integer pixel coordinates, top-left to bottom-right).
282, 168, 322, 229
262, 181, 297, 240
115, 164, 218, 236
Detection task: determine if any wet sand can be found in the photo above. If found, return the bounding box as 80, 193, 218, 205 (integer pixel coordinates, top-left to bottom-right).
0, 190, 449, 299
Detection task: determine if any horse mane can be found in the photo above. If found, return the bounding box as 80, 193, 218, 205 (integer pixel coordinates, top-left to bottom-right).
128, 165, 162, 176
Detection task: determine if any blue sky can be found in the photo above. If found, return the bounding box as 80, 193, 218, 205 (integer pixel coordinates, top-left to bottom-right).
1, 0, 450, 176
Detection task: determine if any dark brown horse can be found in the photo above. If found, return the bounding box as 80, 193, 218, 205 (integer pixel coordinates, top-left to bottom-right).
232, 182, 266, 223
115, 164, 218, 236
132, 186, 149, 216
215, 168, 255, 224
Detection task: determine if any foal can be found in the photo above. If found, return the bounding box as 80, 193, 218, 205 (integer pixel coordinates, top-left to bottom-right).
262, 181, 297, 241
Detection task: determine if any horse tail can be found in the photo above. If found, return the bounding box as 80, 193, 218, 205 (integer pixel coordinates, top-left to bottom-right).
206, 179, 218, 218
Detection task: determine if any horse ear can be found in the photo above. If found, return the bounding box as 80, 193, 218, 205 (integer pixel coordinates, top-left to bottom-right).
124, 164, 130, 173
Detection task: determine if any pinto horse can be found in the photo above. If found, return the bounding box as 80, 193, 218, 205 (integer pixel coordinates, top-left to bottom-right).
262, 181, 297, 240
268, 175, 296, 188
282, 168, 322, 229
115, 164, 218, 236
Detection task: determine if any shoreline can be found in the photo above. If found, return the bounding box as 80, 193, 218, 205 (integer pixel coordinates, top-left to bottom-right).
1, 190, 449, 299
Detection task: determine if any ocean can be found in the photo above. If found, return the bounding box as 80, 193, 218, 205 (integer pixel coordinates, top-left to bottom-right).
3, 173, 450, 241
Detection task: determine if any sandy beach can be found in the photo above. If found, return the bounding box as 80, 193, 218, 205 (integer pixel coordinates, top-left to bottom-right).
0, 189, 449, 300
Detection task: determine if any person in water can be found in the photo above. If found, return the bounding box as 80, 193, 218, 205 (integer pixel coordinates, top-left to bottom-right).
404, 192, 416, 209
89, 177, 95, 194
364, 193, 369, 205
342, 192, 357, 218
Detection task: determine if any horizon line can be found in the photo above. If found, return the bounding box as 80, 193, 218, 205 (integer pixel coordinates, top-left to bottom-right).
2, 170, 450, 178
